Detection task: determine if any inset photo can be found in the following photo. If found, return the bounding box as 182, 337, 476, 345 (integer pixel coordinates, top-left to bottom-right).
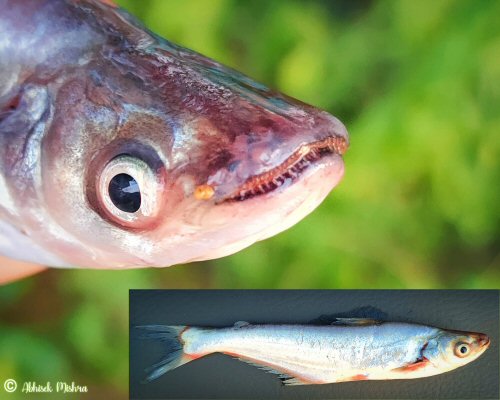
129, 290, 499, 399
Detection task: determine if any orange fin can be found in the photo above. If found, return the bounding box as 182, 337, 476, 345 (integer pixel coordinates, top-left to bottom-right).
0, 256, 46, 285
136, 325, 195, 381
351, 374, 369, 381
337, 373, 369, 382
392, 357, 430, 373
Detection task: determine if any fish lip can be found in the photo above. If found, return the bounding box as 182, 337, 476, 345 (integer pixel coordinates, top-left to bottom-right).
221, 133, 349, 203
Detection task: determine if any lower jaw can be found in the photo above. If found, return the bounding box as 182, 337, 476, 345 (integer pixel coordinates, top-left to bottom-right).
254, 154, 345, 241
189, 154, 345, 262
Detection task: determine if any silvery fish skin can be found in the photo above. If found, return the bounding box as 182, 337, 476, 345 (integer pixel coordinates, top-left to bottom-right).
0, 0, 348, 269
139, 319, 490, 385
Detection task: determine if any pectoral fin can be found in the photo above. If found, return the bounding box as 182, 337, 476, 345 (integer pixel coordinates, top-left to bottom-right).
0, 256, 46, 285
392, 357, 430, 373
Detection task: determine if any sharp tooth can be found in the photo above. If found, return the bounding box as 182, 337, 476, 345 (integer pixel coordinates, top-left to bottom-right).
226, 135, 349, 202
298, 145, 310, 156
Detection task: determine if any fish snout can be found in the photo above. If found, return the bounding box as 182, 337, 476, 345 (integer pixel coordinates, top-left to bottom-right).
233, 109, 347, 201
319, 111, 350, 150
476, 333, 490, 349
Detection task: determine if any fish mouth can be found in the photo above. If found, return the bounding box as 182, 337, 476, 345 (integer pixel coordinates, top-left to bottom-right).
478, 334, 490, 349
223, 134, 348, 202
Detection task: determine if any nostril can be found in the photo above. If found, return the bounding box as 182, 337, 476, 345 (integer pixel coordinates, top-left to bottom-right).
0, 93, 21, 123
227, 160, 241, 172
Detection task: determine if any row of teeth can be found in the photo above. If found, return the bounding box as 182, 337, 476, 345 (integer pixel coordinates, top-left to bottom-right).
226, 136, 347, 202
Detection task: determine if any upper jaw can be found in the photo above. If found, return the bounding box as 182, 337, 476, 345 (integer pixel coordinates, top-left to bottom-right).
221, 132, 348, 203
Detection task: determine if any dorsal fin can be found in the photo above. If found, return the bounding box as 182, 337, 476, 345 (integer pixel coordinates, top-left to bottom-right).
331, 318, 382, 326
233, 321, 250, 328
310, 307, 389, 325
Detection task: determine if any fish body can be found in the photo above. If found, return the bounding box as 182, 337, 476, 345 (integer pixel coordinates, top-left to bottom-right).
139, 319, 490, 385
0, 0, 348, 269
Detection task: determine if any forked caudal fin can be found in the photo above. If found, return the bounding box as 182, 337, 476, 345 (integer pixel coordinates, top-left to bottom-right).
136, 325, 195, 381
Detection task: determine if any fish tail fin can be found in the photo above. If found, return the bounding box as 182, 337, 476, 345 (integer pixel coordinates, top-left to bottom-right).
137, 325, 195, 381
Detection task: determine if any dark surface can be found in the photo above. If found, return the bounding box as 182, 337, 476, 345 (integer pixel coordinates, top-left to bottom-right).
129, 290, 499, 399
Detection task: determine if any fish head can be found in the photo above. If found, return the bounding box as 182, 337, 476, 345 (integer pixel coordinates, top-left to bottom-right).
5, 18, 348, 268
424, 329, 490, 372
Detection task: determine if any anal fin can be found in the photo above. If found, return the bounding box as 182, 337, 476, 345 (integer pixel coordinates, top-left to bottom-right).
282, 377, 310, 386
226, 354, 313, 385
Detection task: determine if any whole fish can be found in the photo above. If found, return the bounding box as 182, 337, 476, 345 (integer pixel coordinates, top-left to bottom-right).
0, 0, 349, 271
138, 319, 490, 385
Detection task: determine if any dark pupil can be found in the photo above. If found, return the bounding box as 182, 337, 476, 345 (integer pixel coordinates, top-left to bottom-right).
460, 346, 468, 354
108, 174, 141, 213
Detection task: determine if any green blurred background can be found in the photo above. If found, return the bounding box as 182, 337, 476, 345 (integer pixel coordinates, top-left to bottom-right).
1, 0, 499, 398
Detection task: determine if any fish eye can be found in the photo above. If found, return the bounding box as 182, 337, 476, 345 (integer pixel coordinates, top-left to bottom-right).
454, 342, 470, 358
109, 173, 141, 213
95, 155, 163, 228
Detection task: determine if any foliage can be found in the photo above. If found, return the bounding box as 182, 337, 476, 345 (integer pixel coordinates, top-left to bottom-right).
0, 1, 498, 398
